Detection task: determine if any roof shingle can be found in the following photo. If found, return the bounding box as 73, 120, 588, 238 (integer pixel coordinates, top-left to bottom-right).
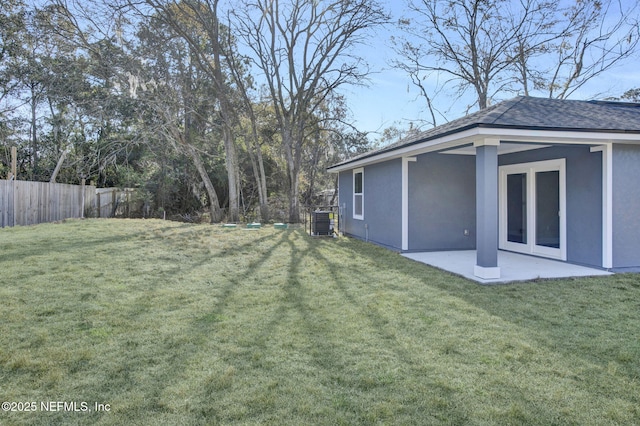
330, 96, 640, 169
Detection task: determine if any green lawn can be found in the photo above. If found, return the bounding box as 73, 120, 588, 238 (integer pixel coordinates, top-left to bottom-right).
1, 219, 639, 425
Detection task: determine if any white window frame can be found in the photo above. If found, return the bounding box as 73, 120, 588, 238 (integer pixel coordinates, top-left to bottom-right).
353, 168, 364, 220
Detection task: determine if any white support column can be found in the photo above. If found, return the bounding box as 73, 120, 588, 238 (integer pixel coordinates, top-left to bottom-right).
474, 139, 501, 279
591, 144, 613, 269
402, 156, 417, 251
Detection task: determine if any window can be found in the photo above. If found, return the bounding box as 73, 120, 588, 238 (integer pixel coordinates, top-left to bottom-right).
353, 168, 364, 220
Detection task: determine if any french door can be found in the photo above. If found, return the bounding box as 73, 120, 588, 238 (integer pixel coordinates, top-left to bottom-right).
499, 159, 566, 260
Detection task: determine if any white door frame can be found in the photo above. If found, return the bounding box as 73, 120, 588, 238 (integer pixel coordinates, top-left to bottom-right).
499, 159, 567, 261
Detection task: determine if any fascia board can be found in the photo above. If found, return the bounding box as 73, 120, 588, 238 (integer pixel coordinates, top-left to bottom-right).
327, 126, 640, 173
479, 127, 640, 143
327, 127, 482, 173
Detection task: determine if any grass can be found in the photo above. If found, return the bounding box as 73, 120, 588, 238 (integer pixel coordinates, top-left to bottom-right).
0, 219, 639, 425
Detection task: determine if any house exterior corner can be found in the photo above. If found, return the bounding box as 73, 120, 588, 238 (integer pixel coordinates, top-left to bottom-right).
330, 97, 640, 275
338, 158, 403, 250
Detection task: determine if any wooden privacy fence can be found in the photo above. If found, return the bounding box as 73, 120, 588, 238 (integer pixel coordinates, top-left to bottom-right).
0, 180, 138, 228
95, 187, 138, 219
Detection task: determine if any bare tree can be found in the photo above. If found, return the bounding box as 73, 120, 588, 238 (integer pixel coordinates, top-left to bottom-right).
541, 0, 640, 99
142, 0, 240, 222
222, 25, 270, 222
132, 9, 229, 222
394, 0, 640, 113
116, 0, 242, 222
234, 0, 389, 222
390, 52, 451, 127
394, 0, 552, 111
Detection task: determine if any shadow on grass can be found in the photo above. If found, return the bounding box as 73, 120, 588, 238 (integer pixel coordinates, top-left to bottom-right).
55, 227, 295, 423
306, 239, 477, 423
6, 222, 637, 424
75, 224, 640, 423
222, 230, 472, 423
335, 235, 640, 406
261, 232, 599, 422
0, 220, 195, 263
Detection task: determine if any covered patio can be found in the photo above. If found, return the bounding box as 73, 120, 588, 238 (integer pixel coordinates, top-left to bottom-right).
330, 97, 640, 275
403, 250, 612, 284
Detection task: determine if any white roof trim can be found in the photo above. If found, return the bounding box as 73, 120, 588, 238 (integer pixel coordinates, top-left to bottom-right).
478, 127, 640, 143
441, 143, 551, 156
327, 127, 640, 173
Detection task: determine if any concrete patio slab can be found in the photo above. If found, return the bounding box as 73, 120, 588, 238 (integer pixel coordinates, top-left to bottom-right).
402, 250, 612, 284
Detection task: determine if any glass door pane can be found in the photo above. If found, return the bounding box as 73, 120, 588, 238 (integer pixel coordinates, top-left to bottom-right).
507, 173, 527, 244
535, 171, 560, 248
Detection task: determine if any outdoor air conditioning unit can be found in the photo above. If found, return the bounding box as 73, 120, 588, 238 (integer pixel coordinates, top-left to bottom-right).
312, 211, 332, 236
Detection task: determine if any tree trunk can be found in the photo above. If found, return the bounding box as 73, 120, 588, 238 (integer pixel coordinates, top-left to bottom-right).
244, 132, 270, 222
187, 145, 223, 223
256, 146, 269, 222
30, 85, 38, 174
50, 150, 67, 183
223, 125, 240, 222
476, 85, 488, 110
305, 139, 323, 206
330, 174, 338, 206
288, 176, 300, 223
247, 109, 269, 222
284, 135, 301, 223
209, 1, 240, 223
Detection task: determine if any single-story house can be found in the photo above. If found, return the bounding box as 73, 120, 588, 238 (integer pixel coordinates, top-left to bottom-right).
327, 96, 640, 280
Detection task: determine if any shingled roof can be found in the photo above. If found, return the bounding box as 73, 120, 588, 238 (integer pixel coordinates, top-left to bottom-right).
329, 96, 640, 170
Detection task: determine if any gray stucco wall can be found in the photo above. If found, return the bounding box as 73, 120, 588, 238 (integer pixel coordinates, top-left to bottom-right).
408, 153, 476, 251
338, 159, 402, 250
612, 144, 640, 269
500, 145, 603, 268
338, 143, 608, 267
338, 170, 353, 231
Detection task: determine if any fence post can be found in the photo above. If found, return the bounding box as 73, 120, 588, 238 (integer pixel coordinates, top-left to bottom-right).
1, 181, 8, 227
80, 179, 85, 219
10, 146, 17, 180
12, 179, 16, 227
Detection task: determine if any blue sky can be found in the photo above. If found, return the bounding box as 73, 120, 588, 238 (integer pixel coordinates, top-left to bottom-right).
343, 0, 640, 137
